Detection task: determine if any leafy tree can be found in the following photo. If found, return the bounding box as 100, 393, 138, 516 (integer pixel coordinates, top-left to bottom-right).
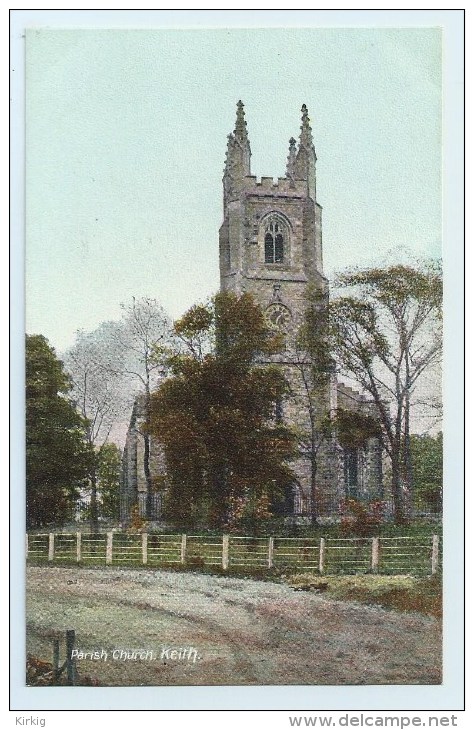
64, 326, 126, 530
93, 297, 173, 519
96, 443, 122, 521
329, 262, 442, 523
150, 292, 297, 530
410, 433, 443, 513
293, 286, 334, 522
26, 335, 93, 528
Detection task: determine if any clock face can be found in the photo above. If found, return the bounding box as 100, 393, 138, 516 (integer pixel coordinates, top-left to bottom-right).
264, 303, 292, 331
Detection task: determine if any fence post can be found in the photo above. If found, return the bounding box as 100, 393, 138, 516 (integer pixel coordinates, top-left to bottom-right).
76, 532, 81, 563
431, 534, 440, 575
66, 630, 76, 685
106, 532, 113, 565
142, 533, 148, 565
180, 534, 187, 564
268, 536, 274, 569
222, 534, 229, 571
319, 537, 325, 575
53, 639, 60, 682
371, 536, 380, 573
48, 533, 55, 562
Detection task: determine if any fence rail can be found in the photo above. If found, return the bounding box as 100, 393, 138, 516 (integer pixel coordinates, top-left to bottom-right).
26, 532, 441, 576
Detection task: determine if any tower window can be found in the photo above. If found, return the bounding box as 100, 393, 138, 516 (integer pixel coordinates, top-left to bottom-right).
263, 216, 288, 263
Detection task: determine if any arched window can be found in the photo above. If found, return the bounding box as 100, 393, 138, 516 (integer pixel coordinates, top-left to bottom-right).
344, 447, 359, 499
263, 216, 288, 264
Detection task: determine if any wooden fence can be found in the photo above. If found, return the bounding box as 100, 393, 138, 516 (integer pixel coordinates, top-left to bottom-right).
26, 532, 441, 576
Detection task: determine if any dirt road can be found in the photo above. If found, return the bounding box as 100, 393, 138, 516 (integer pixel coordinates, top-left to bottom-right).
26, 566, 441, 686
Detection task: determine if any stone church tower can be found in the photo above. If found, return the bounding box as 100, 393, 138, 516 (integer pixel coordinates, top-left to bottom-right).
219, 102, 383, 518
121, 102, 384, 524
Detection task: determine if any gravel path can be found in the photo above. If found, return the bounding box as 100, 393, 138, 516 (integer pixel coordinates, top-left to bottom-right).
26, 566, 441, 686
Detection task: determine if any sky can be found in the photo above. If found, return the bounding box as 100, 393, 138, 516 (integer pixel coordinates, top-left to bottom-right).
25, 25, 442, 353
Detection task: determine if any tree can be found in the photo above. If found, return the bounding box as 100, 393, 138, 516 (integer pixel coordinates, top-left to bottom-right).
293, 286, 334, 522
26, 335, 93, 528
410, 432, 443, 513
329, 262, 442, 523
64, 325, 126, 530
150, 292, 297, 530
96, 297, 173, 519
96, 443, 122, 521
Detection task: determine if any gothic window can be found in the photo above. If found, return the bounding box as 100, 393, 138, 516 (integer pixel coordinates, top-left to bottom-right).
275, 398, 284, 423
263, 216, 288, 264
273, 482, 300, 516
344, 448, 359, 498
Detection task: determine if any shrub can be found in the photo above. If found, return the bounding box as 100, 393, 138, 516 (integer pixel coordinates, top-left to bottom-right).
339, 499, 384, 537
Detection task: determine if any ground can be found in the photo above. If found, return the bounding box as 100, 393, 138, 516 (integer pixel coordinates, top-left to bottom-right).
26, 566, 441, 686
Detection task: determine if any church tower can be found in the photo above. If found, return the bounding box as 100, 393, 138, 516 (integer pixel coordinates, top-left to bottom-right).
220, 101, 326, 330
219, 102, 341, 518
120, 102, 385, 525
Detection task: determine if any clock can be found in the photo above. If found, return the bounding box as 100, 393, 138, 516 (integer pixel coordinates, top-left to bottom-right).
264, 303, 292, 331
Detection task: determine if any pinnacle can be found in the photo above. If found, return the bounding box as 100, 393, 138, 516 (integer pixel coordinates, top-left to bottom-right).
234, 99, 248, 140
286, 137, 297, 179
299, 103, 314, 150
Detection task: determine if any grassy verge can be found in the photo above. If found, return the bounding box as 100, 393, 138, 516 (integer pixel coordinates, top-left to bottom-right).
284, 573, 442, 617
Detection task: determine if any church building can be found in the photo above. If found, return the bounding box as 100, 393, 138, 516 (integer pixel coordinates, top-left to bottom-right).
121, 102, 384, 523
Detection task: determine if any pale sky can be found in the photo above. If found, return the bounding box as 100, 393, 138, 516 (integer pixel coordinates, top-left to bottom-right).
25, 26, 442, 352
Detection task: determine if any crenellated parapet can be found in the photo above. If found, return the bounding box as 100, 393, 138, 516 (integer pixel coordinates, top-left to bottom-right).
242, 175, 307, 197
223, 101, 318, 209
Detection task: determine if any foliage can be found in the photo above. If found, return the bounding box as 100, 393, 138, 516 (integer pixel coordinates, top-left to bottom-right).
293, 285, 334, 521
127, 504, 147, 532
95, 296, 173, 519
330, 261, 442, 523
284, 574, 441, 617
96, 443, 122, 521
150, 292, 298, 530
410, 433, 443, 512
338, 498, 385, 537
26, 335, 93, 528
334, 408, 381, 449
64, 326, 126, 529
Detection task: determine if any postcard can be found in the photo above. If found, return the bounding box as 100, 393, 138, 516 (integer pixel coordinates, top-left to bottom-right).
11, 8, 465, 715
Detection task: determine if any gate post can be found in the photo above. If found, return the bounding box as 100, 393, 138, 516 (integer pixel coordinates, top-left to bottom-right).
268, 537, 274, 569
66, 630, 76, 685
371, 537, 380, 573
180, 534, 187, 564
48, 533, 55, 562
106, 532, 113, 565
319, 537, 325, 575
222, 535, 229, 571
431, 534, 440, 575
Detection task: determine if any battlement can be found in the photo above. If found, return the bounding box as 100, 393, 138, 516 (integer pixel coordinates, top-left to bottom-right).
337, 382, 366, 403
243, 175, 307, 196
337, 382, 381, 420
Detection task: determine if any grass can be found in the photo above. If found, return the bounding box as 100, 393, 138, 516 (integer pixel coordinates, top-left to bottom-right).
284, 573, 442, 618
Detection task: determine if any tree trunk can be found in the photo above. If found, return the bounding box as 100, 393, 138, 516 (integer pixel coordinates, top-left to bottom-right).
143, 386, 154, 520
403, 397, 413, 519
310, 454, 318, 525
89, 471, 99, 533
391, 439, 406, 525
143, 432, 153, 520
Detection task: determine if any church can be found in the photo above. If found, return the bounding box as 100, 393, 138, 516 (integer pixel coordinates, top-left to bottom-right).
121, 102, 384, 524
